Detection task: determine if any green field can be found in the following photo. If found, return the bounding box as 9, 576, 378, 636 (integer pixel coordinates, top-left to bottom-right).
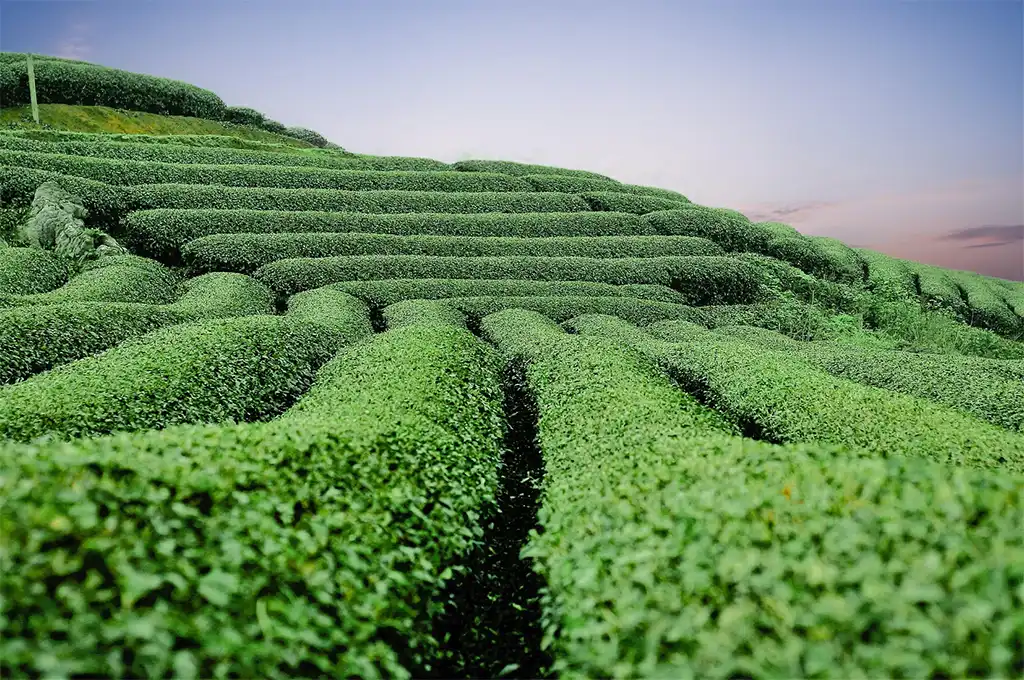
1, 52, 1022, 679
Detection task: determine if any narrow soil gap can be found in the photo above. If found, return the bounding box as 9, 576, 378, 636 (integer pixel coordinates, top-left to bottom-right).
664, 367, 783, 445
912, 272, 923, 299
368, 303, 387, 333
422, 359, 554, 679
273, 292, 289, 315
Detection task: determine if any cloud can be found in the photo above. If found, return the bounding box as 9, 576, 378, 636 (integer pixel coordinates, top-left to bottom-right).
737, 200, 839, 224
942, 224, 1024, 243
53, 21, 94, 61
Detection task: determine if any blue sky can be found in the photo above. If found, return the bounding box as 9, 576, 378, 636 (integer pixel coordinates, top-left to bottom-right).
2, 0, 1022, 279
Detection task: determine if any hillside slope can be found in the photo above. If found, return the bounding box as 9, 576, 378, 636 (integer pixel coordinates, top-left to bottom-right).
1, 53, 1022, 680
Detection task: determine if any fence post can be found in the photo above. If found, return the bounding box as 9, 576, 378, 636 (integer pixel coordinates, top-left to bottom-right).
27, 54, 40, 125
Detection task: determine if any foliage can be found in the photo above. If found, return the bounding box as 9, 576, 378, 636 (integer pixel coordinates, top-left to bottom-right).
124, 209, 650, 261
0, 124, 315, 150
182, 232, 724, 274
393, 295, 692, 326
0, 254, 179, 306
0, 148, 530, 192
714, 324, 1024, 431
0, 57, 227, 119
0, 289, 372, 441
480, 308, 1024, 678
571, 314, 1024, 472
0, 272, 273, 385
281, 125, 333, 148
0, 133, 441, 171
253, 254, 769, 303
0, 246, 69, 296
326, 278, 686, 306
580, 191, 691, 214
522, 174, 688, 201
0, 309, 505, 678
452, 159, 614, 180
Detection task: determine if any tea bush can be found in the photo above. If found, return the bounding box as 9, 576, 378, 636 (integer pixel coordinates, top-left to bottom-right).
570, 314, 1024, 472
325, 278, 686, 306
580, 191, 691, 214
715, 324, 1024, 431
452, 159, 614, 180
0, 149, 528, 192
182, 232, 724, 274
0, 246, 70, 295
481, 308, 1024, 678
0, 272, 273, 384
0, 254, 178, 306
254, 254, 768, 304
0, 308, 505, 678
0, 57, 226, 119
0, 289, 372, 441
125, 209, 649, 260
522, 174, 688, 201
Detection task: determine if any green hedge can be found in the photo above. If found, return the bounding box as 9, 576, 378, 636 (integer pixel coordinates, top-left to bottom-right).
806, 236, 865, 283
581, 191, 691, 214
0, 52, 96, 66
715, 324, 1024, 432
124, 209, 648, 260
0, 309, 505, 678
452, 159, 614, 180
0, 133, 447, 171
642, 207, 775, 251
0, 168, 592, 232
326, 278, 686, 306
0, 58, 226, 119
130, 186, 590, 227
381, 298, 469, 330
736, 252, 862, 313
0, 246, 69, 296
756, 220, 802, 239
574, 315, 1024, 472
390, 295, 692, 326
481, 308, 1024, 678
0, 254, 178, 306
949, 270, 1023, 338
0, 272, 274, 385
182, 232, 724, 274
855, 248, 917, 298
254, 254, 768, 304
522, 174, 688, 201
906, 261, 970, 319
0, 148, 529, 192
668, 300, 845, 342
0, 129, 319, 153
0, 289, 372, 442
764, 236, 863, 284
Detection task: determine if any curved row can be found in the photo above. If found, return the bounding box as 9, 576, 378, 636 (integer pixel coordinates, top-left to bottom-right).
0, 272, 274, 385
254, 254, 768, 304
0, 305, 505, 677
0, 255, 179, 306
0, 148, 533, 193
480, 308, 1023, 678
568, 314, 1024, 471
328, 278, 686, 306
714, 324, 1024, 431
182, 232, 724, 274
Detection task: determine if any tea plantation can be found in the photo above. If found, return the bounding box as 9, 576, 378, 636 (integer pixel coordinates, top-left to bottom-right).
1, 53, 1023, 679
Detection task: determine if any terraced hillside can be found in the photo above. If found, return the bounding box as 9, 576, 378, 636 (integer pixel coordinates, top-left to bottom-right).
1, 54, 1023, 679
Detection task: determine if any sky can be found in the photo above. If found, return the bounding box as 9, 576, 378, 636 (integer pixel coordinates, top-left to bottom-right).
1, 0, 1022, 279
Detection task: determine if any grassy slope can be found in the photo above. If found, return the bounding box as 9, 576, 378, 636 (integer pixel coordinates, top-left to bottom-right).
0, 104, 315, 148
